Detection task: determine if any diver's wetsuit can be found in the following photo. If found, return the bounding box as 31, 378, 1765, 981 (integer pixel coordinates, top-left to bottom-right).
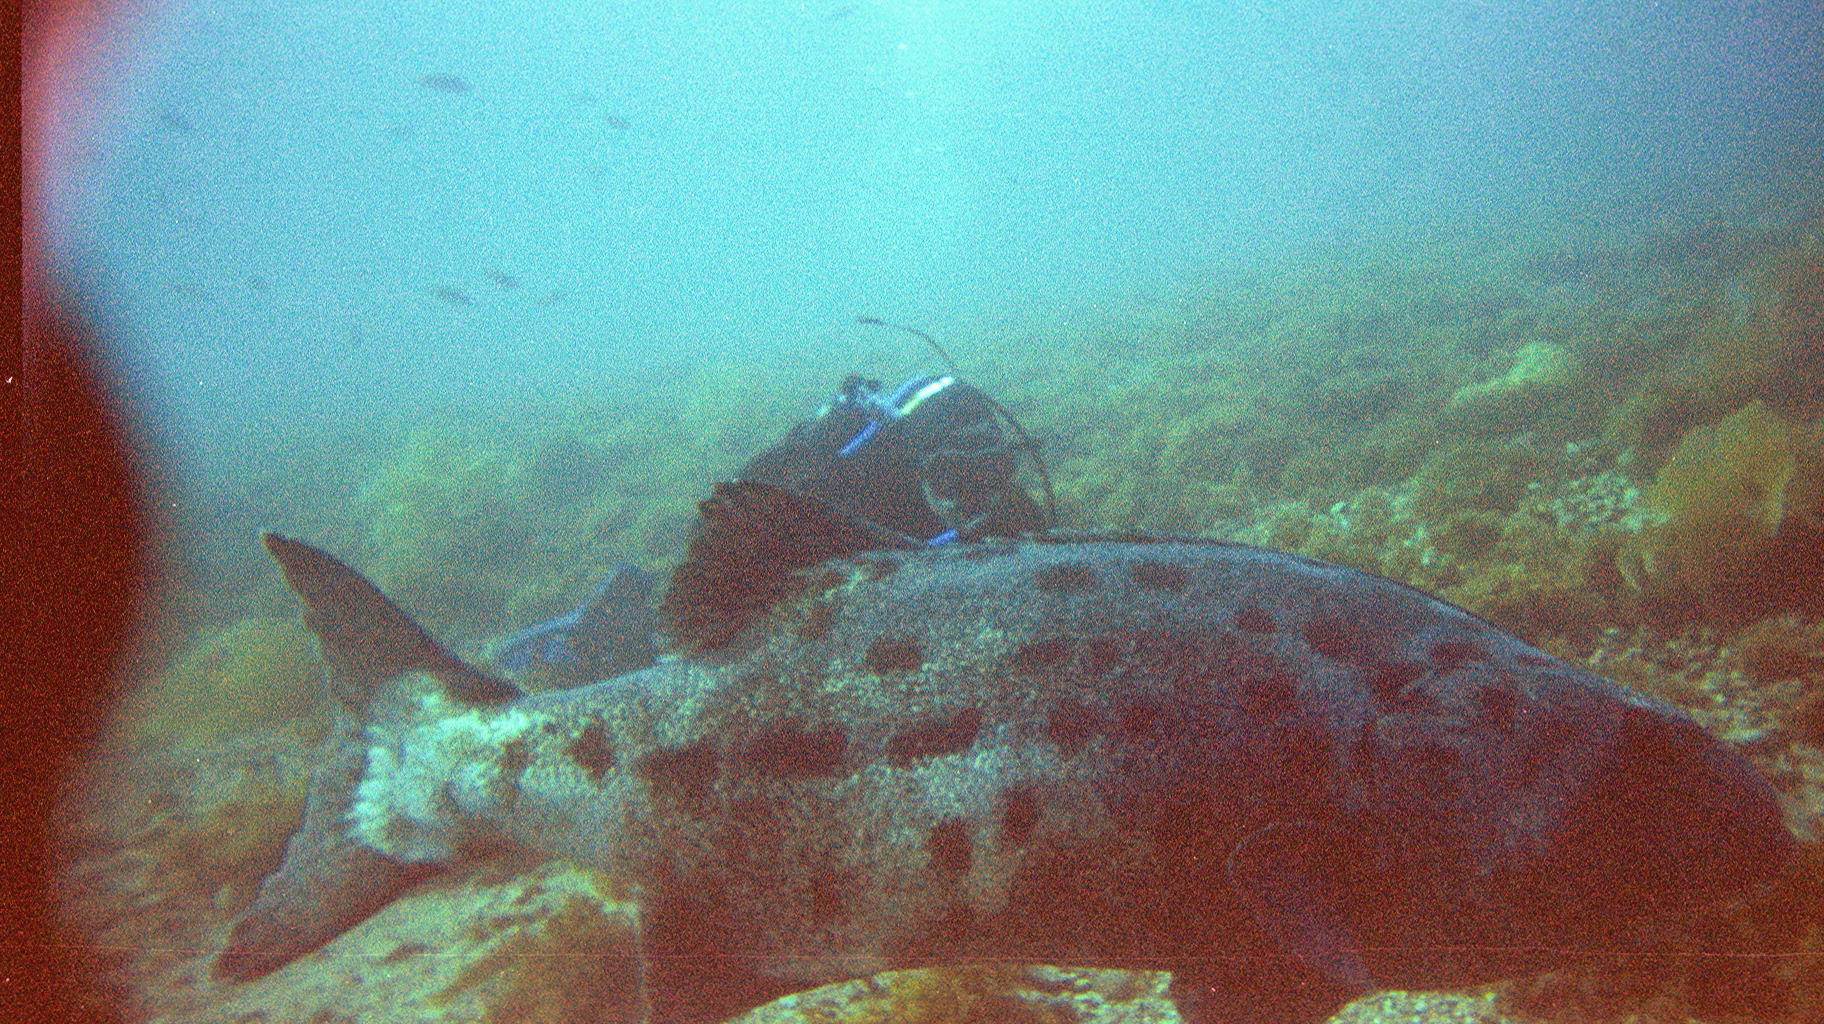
739, 374, 1044, 544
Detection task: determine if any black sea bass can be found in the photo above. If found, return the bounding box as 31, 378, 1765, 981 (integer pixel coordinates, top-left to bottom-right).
218, 482, 1796, 1024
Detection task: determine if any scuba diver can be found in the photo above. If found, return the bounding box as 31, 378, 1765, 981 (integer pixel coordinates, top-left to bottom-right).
491, 318, 1053, 683
738, 371, 1048, 546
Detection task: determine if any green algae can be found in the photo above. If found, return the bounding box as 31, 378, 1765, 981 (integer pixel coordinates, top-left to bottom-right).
122, 616, 328, 755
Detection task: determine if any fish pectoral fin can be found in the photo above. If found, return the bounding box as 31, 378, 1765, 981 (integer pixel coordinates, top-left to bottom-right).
1225, 820, 1376, 992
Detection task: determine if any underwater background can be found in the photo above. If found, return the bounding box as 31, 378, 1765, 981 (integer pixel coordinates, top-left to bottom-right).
36, 0, 1824, 1021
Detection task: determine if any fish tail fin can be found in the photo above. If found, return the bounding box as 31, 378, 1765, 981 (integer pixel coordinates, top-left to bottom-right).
215, 535, 524, 981
214, 717, 431, 980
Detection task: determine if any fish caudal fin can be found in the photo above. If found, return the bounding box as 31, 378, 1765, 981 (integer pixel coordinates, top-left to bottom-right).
215, 719, 430, 980
216, 536, 523, 980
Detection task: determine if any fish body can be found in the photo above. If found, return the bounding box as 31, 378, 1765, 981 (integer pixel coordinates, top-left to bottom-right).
220, 484, 1796, 1024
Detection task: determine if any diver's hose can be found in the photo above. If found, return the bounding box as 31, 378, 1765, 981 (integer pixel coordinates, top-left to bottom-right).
855, 316, 1058, 531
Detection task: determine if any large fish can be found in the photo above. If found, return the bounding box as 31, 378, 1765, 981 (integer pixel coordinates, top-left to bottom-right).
217, 482, 1796, 1024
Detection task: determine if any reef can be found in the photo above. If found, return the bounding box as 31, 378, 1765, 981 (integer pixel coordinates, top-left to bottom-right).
58, 205, 1824, 1023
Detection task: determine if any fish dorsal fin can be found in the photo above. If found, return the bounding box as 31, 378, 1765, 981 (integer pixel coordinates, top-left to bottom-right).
662, 481, 909, 654
262, 533, 522, 711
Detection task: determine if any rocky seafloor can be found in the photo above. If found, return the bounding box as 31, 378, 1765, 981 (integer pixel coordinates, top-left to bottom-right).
53, 207, 1824, 1023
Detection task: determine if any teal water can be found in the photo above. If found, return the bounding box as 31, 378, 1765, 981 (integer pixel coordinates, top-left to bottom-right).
52, 0, 1823, 515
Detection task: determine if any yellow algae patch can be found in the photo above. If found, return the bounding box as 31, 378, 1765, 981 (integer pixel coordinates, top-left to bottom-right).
1650, 399, 1798, 538
1622, 400, 1801, 607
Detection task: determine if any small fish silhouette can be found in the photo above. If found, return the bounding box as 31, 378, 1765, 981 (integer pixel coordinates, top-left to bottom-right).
431, 287, 473, 306
417, 73, 472, 95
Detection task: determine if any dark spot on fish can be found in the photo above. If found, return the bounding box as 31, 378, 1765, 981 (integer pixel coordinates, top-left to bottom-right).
934, 903, 975, 939
1477, 685, 1518, 732
1517, 716, 1581, 788
857, 557, 899, 580
1429, 639, 1486, 671
879, 900, 975, 962
866, 636, 924, 674
1130, 560, 1190, 592
379, 816, 416, 853
737, 668, 779, 698
796, 601, 836, 643
1046, 697, 1100, 755
1120, 697, 1164, 736
1035, 562, 1099, 593
1085, 635, 1127, 677
1400, 741, 1465, 793
1234, 600, 1276, 634
739, 716, 847, 776
1365, 661, 1427, 702
1305, 616, 1378, 666
1349, 723, 1379, 771
1240, 671, 1299, 717
417, 73, 472, 94
726, 795, 787, 870
1286, 725, 1336, 788
806, 867, 847, 923
500, 736, 532, 778
381, 942, 431, 964
1001, 786, 1040, 846
1147, 787, 1222, 855
729, 793, 779, 832
566, 722, 615, 783
887, 708, 982, 765
1011, 637, 1069, 673
636, 740, 721, 812
805, 567, 849, 593
926, 818, 973, 875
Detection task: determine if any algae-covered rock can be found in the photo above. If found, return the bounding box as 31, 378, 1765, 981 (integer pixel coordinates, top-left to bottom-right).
54, 729, 319, 1004
1410, 439, 1560, 521
1443, 341, 1580, 436
123, 616, 327, 755
156, 861, 643, 1024
1443, 516, 1614, 647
